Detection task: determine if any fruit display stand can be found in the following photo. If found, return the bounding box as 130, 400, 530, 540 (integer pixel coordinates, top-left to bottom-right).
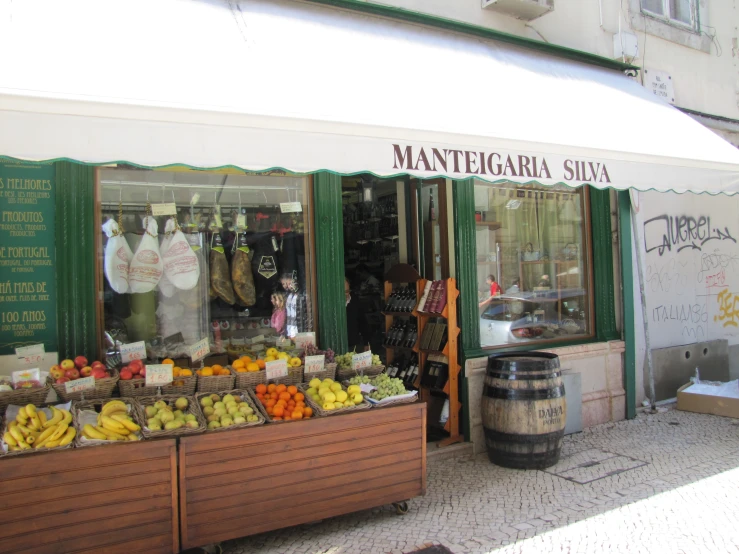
0, 439, 180, 554
177, 402, 426, 550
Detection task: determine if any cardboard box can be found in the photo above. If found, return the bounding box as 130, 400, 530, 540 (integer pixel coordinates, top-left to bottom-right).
677, 381, 739, 419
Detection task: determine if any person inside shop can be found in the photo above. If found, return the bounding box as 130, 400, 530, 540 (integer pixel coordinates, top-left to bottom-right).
345, 276, 369, 351
537, 274, 551, 289
478, 274, 502, 309
506, 278, 521, 294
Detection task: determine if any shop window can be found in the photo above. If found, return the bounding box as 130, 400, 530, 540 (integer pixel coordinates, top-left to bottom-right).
98, 167, 314, 361
641, 0, 696, 29
474, 181, 593, 348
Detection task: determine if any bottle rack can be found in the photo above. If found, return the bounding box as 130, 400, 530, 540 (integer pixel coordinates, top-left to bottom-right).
383, 264, 462, 448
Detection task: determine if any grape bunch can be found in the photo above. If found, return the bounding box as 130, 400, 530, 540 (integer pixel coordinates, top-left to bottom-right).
335, 351, 382, 369
301, 345, 335, 364
367, 374, 407, 400
348, 375, 372, 385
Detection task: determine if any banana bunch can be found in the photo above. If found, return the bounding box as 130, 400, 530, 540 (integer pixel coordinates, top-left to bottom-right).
3, 404, 76, 452
80, 400, 141, 442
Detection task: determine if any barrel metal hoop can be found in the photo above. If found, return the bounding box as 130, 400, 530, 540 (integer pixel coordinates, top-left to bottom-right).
483, 384, 565, 400
484, 428, 565, 444
485, 371, 562, 381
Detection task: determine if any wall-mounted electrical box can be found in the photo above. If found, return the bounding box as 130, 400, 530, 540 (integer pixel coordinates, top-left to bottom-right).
481, 0, 554, 21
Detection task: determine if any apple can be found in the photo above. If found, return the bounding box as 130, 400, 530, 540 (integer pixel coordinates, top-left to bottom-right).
91, 368, 107, 379
129, 364, 141, 375
64, 368, 80, 380
55, 377, 70, 384
139, 366, 146, 378
133, 373, 143, 379
129, 359, 144, 371
91, 361, 106, 371
49, 365, 64, 380
79, 366, 93, 377
119, 369, 133, 380
60, 359, 75, 371
74, 355, 88, 369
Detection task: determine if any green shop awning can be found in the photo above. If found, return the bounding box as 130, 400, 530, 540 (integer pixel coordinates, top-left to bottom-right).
1, 0, 738, 193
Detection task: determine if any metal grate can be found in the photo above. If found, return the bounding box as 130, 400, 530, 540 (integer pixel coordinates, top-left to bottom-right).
542, 448, 648, 484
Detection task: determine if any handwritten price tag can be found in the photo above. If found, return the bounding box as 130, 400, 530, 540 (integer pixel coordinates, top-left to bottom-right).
65, 376, 95, 394
250, 335, 265, 345
145, 364, 173, 386
121, 341, 146, 364
236, 214, 246, 228
280, 202, 303, 213
304, 355, 325, 374
266, 359, 288, 380
15, 344, 45, 365
151, 203, 177, 216
294, 332, 316, 349
352, 351, 372, 371
188, 338, 210, 362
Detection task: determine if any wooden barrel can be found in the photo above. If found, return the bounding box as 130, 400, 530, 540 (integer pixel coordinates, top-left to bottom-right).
481, 352, 566, 469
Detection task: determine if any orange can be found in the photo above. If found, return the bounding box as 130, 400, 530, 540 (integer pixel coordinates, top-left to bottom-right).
304, 407, 313, 418
232, 359, 245, 369
287, 385, 298, 396
162, 358, 175, 366
276, 384, 287, 394
201, 367, 213, 376
212, 364, 223, 372
283, 413, 292, 420
256, 384, 267, 395
273, 406, 284, 417
291, 410, 303, 420
278, 392, 291, 401
295, 401, 305, 409
240, 356, 252, 364
221, 368, 231, 376
266, 398, 276, 407
267, 383, 277, 393
272, 416, 283, 420
180, 369, 193, 377
236, 368, 246, 373
294, 393, 304, 402
259, 398, 268, 406
269, 392, 278, 401
172, 366, 181, 377
256, 359, 266, 369
246, 362, 260, 372
266, 406, 274, 415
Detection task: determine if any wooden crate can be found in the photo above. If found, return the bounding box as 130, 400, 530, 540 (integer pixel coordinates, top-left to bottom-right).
178, 402, 427, 549
0, 439, 179, 554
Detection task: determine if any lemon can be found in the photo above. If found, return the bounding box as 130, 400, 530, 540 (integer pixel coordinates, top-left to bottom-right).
347, 385, 361, 395
333, 402, 344, 409
322, 391, 336, 403
289, 357, 302, 367
266, 348, 278, 358
335, 390, 348, 403
309, 378, 322, 389
277, 352, 289, 360
322, 401, 335, 410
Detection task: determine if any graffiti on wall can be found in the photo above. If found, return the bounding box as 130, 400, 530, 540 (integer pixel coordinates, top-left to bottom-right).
644, 214, 736, 257
715, 289, 739, 328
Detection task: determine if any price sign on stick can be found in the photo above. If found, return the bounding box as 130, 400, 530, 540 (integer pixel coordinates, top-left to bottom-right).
188, 338, 210, 363
280, 202, 303, 213
352, 351, 372, 371
121, 341, 146, 364
151, 203, 177, 216
15, 344, 45, 365
304, 355, 325, 374
294, 332, 316, 349
266, 359, 288, 380
65, 376, 95, 394
146, 365, 173, 387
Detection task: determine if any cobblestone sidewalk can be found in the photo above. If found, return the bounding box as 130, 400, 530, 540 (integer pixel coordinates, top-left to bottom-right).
223, 408, 739, 554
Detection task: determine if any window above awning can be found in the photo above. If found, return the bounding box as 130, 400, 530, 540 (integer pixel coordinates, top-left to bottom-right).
1, 0, 738, 193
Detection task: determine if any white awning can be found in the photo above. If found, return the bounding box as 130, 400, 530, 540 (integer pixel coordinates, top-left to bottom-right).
1, 0, 738, 193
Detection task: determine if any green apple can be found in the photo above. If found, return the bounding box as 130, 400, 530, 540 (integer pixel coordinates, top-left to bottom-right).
309, 378, 322, 389
200, 397, 213, 408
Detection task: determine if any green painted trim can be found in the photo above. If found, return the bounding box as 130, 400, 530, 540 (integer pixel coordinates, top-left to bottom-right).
590, 187, 619, 341
303, 0, 638, 72
54, 162, 97, 359
453, 179, 479, 443
313, 172, 348, 353
618, 191, 637, 419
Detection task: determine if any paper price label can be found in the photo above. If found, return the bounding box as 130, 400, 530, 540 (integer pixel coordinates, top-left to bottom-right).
12, 368, 40, 385
352, 351, 372, 370
304, 355, 325, 374
280, 202, 303, 213
266, 359, 288, 380
250, 335, 265, 345
236, 214, 246, 228
121, 341, 146, 364
65, 376, 95, 394
15, 344, 45, 365
146, 364, 173, 386
294, 332, 316, 349
188, 338, 210, 362
152, 203, 178, 216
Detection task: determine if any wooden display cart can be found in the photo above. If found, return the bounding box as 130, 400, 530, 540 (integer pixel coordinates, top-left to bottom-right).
178, 402, 426, 550
0, 439, 179, 554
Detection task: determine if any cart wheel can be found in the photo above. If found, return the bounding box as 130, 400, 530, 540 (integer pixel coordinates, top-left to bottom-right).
393, 501, 409, 515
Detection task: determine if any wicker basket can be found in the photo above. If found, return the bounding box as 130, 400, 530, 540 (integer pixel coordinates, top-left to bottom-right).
162, 374, 198, 396
267, 365, 303, 387
0, 385, 50, 417
366, 392, 419, 409
301, 384, 371, 417
194, 389, 265, 432
302, 362, 337, 384
335, 364, 386, 382
196, 374, 236, 393
1, 403, 74, 457
117, 378, 159, 398
49, 368, 120, 403
230, 368, 266, 389
134, 394, 207, 439
72, 397, 144, 448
